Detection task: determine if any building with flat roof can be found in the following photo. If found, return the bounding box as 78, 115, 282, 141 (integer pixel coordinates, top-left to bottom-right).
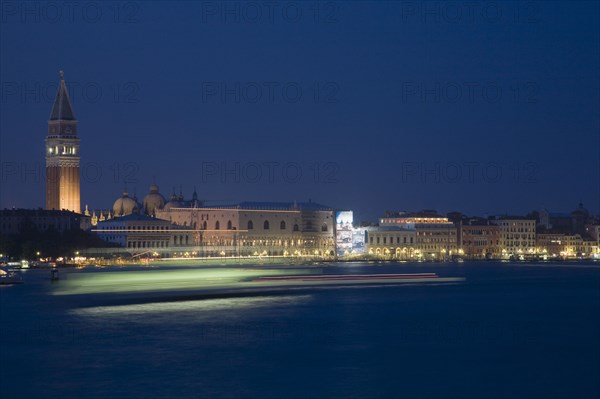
366, 226, 416, 259
493, 217, 536, 258
370, 211, 458, 260
460, 219, 500, 259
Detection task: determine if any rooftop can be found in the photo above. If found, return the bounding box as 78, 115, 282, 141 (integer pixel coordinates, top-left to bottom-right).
170, 200, 334, 212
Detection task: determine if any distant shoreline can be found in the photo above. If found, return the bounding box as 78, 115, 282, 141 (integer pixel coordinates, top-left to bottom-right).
27, 256, 599, 269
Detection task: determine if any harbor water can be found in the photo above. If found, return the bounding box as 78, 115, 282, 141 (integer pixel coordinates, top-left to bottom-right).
1, 261, 599, 399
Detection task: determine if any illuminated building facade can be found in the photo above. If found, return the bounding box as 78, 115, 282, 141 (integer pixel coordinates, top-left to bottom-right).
366, 227, 417, 259
493, 217, 536, 258
155, 200, 336, 257
45, 71, 80, 213
536, 233, 598, 258
92, 185, 336, 257
369, 211, 458, 260
460, 222, 500, 259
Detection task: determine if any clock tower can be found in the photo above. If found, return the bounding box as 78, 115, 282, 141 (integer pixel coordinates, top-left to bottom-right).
45, 71, 80, 212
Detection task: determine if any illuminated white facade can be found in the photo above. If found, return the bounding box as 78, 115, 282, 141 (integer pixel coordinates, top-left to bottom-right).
373, 213, 458, 259
493, 218, 536, 257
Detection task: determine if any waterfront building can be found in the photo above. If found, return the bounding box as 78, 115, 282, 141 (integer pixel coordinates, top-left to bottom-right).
536, 233, 599, 258
460, 220, 500, 259
93, 214, 193, 250
0, 209, 90, 235
46, 71, 80, 213
373, 211, 458, 260
96, 184, 336, 257
493, 217, 536, 258
582, 239, 599, 258
366, 227, 417, 259
154, 197, 336, 257
536, 233, 573, 257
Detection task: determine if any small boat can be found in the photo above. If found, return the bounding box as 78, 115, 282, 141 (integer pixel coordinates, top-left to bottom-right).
0, 267, 24, 285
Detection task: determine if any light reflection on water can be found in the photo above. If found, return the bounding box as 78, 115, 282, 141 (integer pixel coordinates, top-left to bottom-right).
70, 295, 313, 321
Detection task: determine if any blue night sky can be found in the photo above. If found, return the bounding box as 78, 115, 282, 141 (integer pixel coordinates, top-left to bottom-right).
1, 1, 598, 221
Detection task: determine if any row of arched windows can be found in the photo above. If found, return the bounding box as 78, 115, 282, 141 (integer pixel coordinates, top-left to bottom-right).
213, 220, 235, 230
246, 220, 302, 231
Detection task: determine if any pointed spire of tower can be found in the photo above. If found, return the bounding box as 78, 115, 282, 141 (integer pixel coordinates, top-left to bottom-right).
49, 70, 76, 122
46, 70, 80, 213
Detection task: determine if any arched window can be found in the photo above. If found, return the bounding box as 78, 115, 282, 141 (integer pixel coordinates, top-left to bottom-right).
202, 221, 207, 230
215, 221, 220, 230
247, 220, 253, 230
321, 224, 328, 232
293, 224, 299, 232
280, 221, 286, 230
227, 220, 232, 230
264, 220, 270, 230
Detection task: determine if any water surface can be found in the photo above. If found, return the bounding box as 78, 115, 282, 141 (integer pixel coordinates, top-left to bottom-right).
1, 261, 599, 399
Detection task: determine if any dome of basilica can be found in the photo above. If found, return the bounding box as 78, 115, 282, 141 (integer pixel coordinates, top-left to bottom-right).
143, 184, 166, 216
113, 192, 140, 216
163, 192, 183, 211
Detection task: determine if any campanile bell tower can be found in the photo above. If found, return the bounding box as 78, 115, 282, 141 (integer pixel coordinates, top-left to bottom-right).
45, 71, 80, 212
